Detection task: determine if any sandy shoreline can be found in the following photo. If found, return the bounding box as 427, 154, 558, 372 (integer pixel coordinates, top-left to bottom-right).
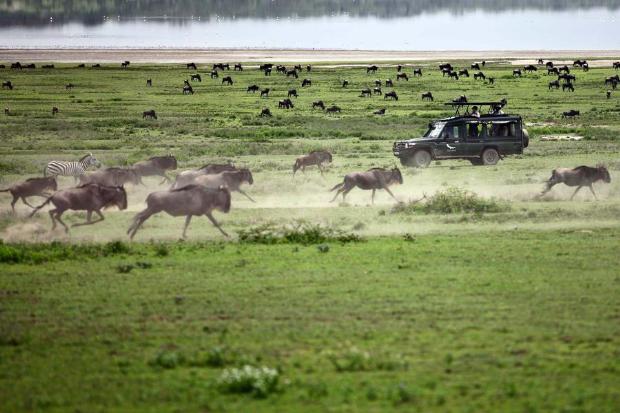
1, 48, 619, 65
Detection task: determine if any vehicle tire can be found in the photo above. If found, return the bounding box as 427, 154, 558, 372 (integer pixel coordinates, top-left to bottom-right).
469, 158, 483, 166
481, 148, 500, 165
411, 150, 432, 168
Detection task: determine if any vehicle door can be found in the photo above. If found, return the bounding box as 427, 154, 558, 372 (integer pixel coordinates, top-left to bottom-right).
485, 119, 522, 155
433, 123, 467, 158
464, 119, 485, 156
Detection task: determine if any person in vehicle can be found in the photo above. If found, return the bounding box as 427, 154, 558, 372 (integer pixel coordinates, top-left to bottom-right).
470, 106, 481, 118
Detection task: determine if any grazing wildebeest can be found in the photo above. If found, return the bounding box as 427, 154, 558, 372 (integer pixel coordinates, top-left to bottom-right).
421, 91, 434, 101
11, 62, 22, 70
92, 64, 101, 68
312, 100, 326, 110
374, 79, 382, 87
453, 95, 468, 103
513, 69, 522, 77
302, 78, 312, 87
559, 73, 576, 83
187, 62, 197, 70
471, 63, 481, 70
264, 68, 272, 76
562, 109, 580, 118
549, 80, 560, 90
330, 167, 402, 204
127, 185, 231, 239
307, 65, 312, 72
373, 108, 386, 115
562, 83, 575, 92
183, 85, 194, 94
276, 65, 287, 74
1, 177, 57, 212
607, 90, 612, 99
191, 74, 202, 82
582, 63, 589, 72
260, 108, 272, 117
4, 108, 8, 115
121, 61, 130, 68
42, 64, 54, 69
360, 88, 372, 97
413, 68, 422, 77
474, 71, 485, 80
439, 63, 453, 71
385, 79, 394, 87
286, 70, 299, 78
524, 64, 538, 73
613, 62, 620, 70
213, 63, 228, 71
30, 184, 127, 233
396, 73, 409, 81
559, 65, 570, 73
605, 75, 620, 85
171, 164, 238, 190
548, 67, 560, 75
546, 61, 554, 69
210, 70, 219, 79
194, 169, 255, 202
143, 109, 157, 119
538, 59, 544, 65
293, 150, 332, 176
397, 65, 402, 72
384, 91, 398, 100
247, 84, 260, 93
342, 80, 349, 88
573, 59, 587, 67
448, 71, 459, 80
132, 155, 177, 184
24, 64, 36, 69
2, 81, 13, 90
234, 63, 243, 71
146, 78, 152, 87
373, 87, 382, 95
52, 107, 59, 115
367, 65, 378, 74
65, 83, 74, 90
326, 105, 341, 114
441, 68, 451, 77
79, 167, 141, 187
294, 64, 303, 72
487, 77, 495, 85
222, 76, 233, 85
259, 63, 273, 71
288, 88, 299, 98
260, 88, 270, 98
458, 69, 470, 77
541, 165, 611, 200
278, 98, 294, 109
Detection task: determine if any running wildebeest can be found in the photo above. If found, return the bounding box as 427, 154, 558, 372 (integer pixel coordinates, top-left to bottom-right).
474, 71, 486, 80
193, 169, 255, 202
2, 81, 13, 90
247, 84, 260, 93
422, 92, 434, 101
187, 62, 197, 70
302, 78, 312, 87
360, 88, 372, 97
146, 78, 152, 87
171, 164, 238, 190
524, 64, 538, 73
210, 70, 219, 79
549, 80, 560, 90
52, 107, 59, 115
222, 76, 233, 85
286, 70, 299, 78
132, 155, 178, 184
260, 108, 272, 117
342, 80, 349, 88
191, 74, 202, 82
385, 79, 394, 87
373, 108, 386, 115
513, 69, 522, 77
413, 68, 423, 77
562, 83, 575, 92
143, 109, 157, 119
278, 98, 294, 109
79, 167, 140, 187
312, 100, 326, 110
30, 184, 127, 233
183, 85, 194, 94
330, 167, 402, 204
384, 91, 398, 100
373, 87, 382, 95
234, 63, 243, 71
541, 165, 611, 200
288, 89, 298, 98
562, 109, 580, 118
1, 177, 57, 212
367, 65, 378, 74
458, 69, 470, 77
293, 150, 332, 176
326, 105, 341, 114
127, 185, 231, 239
260, 88, 270, 98
396, 73, 409, 81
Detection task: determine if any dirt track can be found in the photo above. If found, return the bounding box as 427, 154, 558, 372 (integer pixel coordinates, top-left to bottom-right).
1, 48, 619, 65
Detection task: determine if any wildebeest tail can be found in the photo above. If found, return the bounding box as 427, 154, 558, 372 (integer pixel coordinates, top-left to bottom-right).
0, 188, 10, 192
329, 181, 345, 192
29, 196, 53, 217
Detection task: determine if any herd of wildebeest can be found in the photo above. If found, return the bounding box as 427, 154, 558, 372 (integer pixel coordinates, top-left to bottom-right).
0, 58, 616, 238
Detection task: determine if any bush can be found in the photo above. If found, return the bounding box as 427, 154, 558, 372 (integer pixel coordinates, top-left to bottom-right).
217, 365, 280, 398
237, 222, 362, 245
393, 187, 510, 215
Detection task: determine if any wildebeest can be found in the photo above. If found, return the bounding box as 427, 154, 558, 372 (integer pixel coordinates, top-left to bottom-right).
286, 70, 298, 78
1, 177, 57, 212
559, 73, 576, 83
259, 63, 273, 71
562, 109, 580, 118
582, 63, 589, 72
386, 79, 394, 87
421, 91, 434, 101
264, 68, 272, 76
30, 184, 127, 233
562, 83, 575, 92
373, 87, 382, 95
342, 80, 349, 88
210, 70, 219, 79
302, 78, 312, 87
146, 78, 152, 87
541, 165, 611, 200
367, 65, 378, 74
330, 167, 402, 203
143, 109, 157, 119
288, 89, 298, 98
487, 77, 495, 85
65, 83, 74, 90
373, 108, 386, 115
11, 62, 22, 69
193, 169, 255, 202
276, 65, 287, 74
524, 64, 538, 73
474, 71, 485, 80
396, 65, 402, 72
312, 100, 325, 110
52, 107, 59, 115
42, 64, 54, 69
260, 88, 270, 98
326, 105, 341, 114
559, 65, 570, 73
607, 90, 612, 99
278, 98, 294, 109
247, 84, 260, 93
458, 69, 470, 78
447, 71, 459, 80
307, 65, 312, 72
396, 73, 409, 81
453, 95, 468, 103
24, 64, 36, 69
183, 85, 194, 94
439, 63, 453, 71
471, 62, 481, 70
260, 108, 272, 117
538, 59, 544, 65
613, 62, 620, 70
413, 68, 423, 77
605, 75, 620, 85
546, 61, 554, 69
2, 81, 13, 90
213, 63, 229, 71
374, 79, 382, 87
79, 167, 141, 187
121, 61, 130, 68
360, 88, 372, 97
548, 67, 560, 75
384, 91, 398, 100
222, 76, 233, 85
513, 69, 522, 77
573, 59, 587, 67
187, 62, 197, 70
92, 64, 101, 68
294, 64, 303, 72
132, 155, 178, 184
4, 108, 8, 115
127, 185, 231, 239
171, 164, 238, 190
293, 150, 332, 176
548, 80, 560, 90
191, 74, 202, 82
234, 63, 243, 71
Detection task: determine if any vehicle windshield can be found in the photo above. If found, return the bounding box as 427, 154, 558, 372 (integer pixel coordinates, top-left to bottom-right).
422, 121, 446, 139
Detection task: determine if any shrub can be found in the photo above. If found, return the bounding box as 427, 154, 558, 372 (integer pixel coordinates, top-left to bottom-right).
393, 187, 509, 215
237, 222, 362, 245
151, 350, 184, 369
217, 365, 280, 398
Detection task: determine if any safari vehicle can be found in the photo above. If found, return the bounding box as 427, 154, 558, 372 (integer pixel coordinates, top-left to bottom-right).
393, 101, 529, 167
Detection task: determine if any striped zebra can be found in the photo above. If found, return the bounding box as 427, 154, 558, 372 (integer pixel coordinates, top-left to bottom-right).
44, 153, 100, 181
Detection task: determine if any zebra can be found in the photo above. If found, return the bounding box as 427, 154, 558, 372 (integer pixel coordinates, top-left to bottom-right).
44, 153, 100, 181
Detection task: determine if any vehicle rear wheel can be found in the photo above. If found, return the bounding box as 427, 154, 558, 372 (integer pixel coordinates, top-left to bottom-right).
411, 150, 432, 168
481, 148, 500, 165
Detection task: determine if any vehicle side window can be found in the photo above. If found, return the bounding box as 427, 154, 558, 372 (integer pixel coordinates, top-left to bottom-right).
442, 125, 461, 140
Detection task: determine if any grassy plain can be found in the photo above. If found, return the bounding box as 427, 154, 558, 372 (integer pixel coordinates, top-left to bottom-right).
0, 58, 619, 412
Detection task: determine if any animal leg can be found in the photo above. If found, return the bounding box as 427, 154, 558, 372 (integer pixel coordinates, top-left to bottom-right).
158, 173, 171, 185
128, 210, 153, 240
570, 186, 582, 200
588, 184, 598, 200
237, 189, 255, 203
182, 215, 192, 238
371, 189, 376, 204
48, 210, 57, 230
54, 211, 69, 233
330, 187, 345, 203
20, 197, 36, 208
205, 212, 229, 237
383, 187, 399, 202
11, 195, 18, 212
73, 210, 105, 227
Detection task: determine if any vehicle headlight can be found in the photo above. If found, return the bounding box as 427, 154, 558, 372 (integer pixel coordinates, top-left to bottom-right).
405, 142, 416, 148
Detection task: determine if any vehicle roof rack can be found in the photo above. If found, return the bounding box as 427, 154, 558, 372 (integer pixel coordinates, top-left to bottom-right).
444, 101, 507, 116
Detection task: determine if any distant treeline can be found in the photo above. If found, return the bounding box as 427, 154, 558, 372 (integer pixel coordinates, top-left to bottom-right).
1, 0, 619, 26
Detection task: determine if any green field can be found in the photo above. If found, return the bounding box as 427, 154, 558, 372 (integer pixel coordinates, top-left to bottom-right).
1, 59, 619, 412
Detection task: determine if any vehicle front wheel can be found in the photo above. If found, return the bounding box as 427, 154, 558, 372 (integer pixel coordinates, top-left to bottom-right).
411, 150, 432, 168
481, 148, 500, 165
